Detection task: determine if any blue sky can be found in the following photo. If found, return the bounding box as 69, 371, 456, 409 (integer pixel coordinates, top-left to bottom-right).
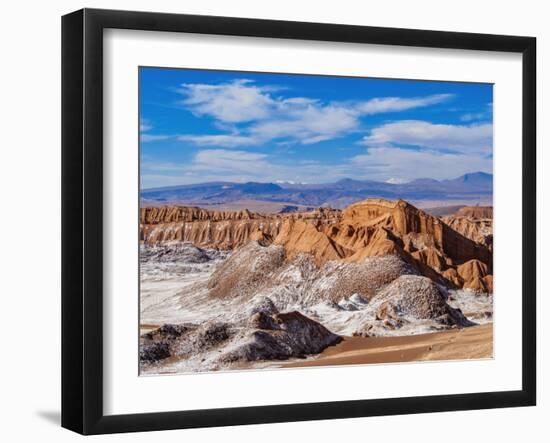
140, 67, 493, 189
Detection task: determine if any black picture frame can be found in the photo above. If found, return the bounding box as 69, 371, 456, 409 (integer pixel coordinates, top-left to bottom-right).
62, 8, 537, 435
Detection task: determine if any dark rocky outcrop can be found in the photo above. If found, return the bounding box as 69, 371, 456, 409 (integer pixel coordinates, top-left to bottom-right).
140, 324, 190, 363
140, 322, 233, 364
140, 342, 171, 362
220, 311, 342, 363
139, 243, 213, 264
140, 310, 342, 367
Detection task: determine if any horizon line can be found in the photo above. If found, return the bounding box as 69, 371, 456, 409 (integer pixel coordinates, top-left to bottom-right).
140, 171, 493, 192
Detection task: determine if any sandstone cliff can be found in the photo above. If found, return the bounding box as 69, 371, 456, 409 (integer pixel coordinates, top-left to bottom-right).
456, 206, 493, 219
141, 199, 493, 292
140, 206, 341, 249
336, 199, 491, 265
441, 215, 493, 249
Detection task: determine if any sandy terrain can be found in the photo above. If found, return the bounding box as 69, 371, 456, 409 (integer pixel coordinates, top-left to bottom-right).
284, 323, 493, 368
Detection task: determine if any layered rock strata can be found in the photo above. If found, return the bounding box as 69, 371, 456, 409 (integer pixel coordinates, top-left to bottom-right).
141, 199, 493, 292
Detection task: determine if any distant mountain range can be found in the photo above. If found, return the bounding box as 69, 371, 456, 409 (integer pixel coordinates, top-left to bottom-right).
141, 172, 493, 209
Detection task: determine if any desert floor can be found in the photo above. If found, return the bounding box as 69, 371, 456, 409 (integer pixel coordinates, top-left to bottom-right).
283, 323, 493, 368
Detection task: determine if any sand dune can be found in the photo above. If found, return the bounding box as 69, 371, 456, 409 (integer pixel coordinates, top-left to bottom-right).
284, 323, 493, 368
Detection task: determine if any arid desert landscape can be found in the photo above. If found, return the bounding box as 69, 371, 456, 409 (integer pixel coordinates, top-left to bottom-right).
139, 196, 493, 374
138, 67, 493, 374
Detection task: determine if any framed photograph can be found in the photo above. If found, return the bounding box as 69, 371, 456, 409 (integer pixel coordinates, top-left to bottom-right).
62, 8, 536, 435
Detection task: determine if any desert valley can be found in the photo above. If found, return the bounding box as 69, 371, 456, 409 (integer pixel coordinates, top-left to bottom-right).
139, 181, 494, 374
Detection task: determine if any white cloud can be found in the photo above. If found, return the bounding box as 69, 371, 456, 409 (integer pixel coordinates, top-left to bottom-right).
140, 134, 172, 142
142, 149, 274, 187
190, 149, 272, 175
142, 148, 388, 188
177, 134, 259, 147
352, 146, 492, 181
361, 120, 492, 154
460, 103, 493, 122
460, 112, 487, 122
140, 118, 172, 142
140, 118, 152, 132
356, 94, 453, 114
177, 79, 274, 123
194, 149, 267, 163
141, 81, 491, 187
175, 80, 455, 147
385, 177, 408, 184
141, 142, 492, 188
249, 105, 358, 145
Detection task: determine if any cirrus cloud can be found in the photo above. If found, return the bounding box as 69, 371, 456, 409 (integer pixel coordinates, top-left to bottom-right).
177, 134, 259, 147
356, 94, 453, 114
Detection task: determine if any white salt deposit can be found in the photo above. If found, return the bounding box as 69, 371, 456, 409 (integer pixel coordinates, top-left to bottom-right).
140, 244, 493, 373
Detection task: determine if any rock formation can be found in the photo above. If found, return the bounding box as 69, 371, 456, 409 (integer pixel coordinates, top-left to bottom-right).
457, 259, 494, 293
206, 241, 419, 304
352, 275, 472, 337
141, 198, 493, 292
139, 309, 342, 367
140, 205, 341, 249
456, 206, 493, 219
207, 242, 286, 299
442, 215, 493, 249
220, 311, 342, 363
273, 219, 352, 265
371, 275, 471, 327
140, 206, 256, 223
139, 200, 494, 372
